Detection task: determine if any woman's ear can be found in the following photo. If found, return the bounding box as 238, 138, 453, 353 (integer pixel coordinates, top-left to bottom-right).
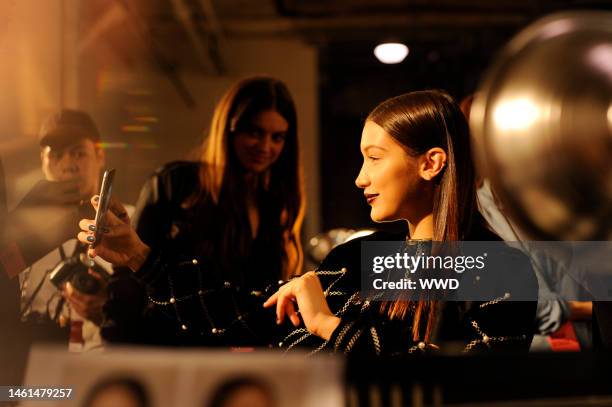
418, 147, 447, 181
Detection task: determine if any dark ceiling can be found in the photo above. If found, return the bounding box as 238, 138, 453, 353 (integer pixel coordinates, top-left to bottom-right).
85, 0, 612, 75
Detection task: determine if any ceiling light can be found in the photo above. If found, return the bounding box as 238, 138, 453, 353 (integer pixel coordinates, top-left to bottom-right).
374, 42, 409, 64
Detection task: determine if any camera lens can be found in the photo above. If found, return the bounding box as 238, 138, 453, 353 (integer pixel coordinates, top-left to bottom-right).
71, 272, 101, 295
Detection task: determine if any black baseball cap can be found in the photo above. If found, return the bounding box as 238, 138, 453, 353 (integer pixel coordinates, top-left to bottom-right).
39, 109, 101, 148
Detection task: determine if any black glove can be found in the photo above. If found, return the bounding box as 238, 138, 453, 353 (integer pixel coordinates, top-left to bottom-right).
6, 179, 84, 266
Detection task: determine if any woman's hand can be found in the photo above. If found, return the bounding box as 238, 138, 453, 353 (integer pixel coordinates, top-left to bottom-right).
77, 196, 150, 271
263, 271, 341, 340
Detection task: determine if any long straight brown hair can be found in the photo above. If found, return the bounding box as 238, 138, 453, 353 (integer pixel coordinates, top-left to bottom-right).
188, 77, 305, 279
367, 90, 478, 342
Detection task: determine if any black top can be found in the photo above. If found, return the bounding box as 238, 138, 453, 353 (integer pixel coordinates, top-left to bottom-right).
102, 161, 284, 347
277, 229, 538, 356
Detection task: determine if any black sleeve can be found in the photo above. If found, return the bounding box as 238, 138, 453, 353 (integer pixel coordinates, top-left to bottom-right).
314, 236, 537, 356
100, 166, 170, 345
325, 302, 413, 356
100, 268, 149, 344
131, 172, 166, 249
132, 165, 171, 249
461, 298, 536, 353
101, 249, 186, 346
324, 298, 536, 356
102, 161, 200, 345
132, 160, 201, 250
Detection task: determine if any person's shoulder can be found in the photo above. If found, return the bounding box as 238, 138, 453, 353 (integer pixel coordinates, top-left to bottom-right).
317, 230, 404, 271
149, 161, 202, 202
466, 217, 503, 241
341, 230, 402, 246
153, 160, 201, 179
488, 242, 539, 300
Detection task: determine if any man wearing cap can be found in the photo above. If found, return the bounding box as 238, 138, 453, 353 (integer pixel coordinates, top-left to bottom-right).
9, 109, 112, 352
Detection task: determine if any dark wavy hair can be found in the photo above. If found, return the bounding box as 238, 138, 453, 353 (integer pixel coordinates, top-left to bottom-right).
367, 89, 478, 342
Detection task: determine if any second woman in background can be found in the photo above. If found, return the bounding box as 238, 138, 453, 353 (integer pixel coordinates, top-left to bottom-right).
96, 76, 305, 347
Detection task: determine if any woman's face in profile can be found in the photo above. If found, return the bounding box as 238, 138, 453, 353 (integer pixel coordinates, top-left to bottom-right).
355, 121, 424, 223
232, 110, 288, 174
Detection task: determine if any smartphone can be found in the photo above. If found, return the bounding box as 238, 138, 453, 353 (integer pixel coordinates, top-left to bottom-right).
91, 169, 115, 248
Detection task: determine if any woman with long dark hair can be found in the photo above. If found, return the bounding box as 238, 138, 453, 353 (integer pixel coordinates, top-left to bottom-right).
83, 77, 305, 347
264, 90, 537, 354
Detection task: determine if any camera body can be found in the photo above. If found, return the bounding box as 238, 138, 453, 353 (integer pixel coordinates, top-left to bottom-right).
49, 253, 107, 295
